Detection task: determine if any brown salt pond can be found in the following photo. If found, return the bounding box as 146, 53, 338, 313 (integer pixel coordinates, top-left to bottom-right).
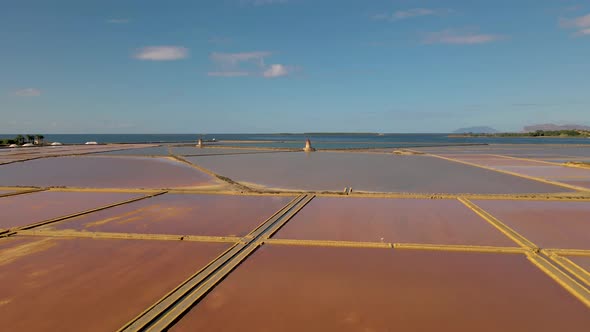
171, 245, 590, 332
95, 145, 170, 156
566, 255, 590, 274
0, 191, 142, 229
493, 165, 590, 179
419, 146, 590, 158
187, 152, 568, 193
561, 180, 590, 189
171, 147, 292, 156
46, 194, 293, 237
0, 156, 216, 188
274, 197, 515, 246
473, 200, 590, 249
0, 236, 230, 332
0, 144, 154, 159
441, 155, 548, 167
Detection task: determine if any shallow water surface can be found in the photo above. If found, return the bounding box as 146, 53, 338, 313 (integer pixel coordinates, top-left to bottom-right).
0, 191, 142, 229
0, 236, 230, 332
47, 194, 293, 236
473, 200, 590, 249
172, 245, 590, 332
188, 152, 569, 193
0, 156, 215, 188
275, 197, 516, 246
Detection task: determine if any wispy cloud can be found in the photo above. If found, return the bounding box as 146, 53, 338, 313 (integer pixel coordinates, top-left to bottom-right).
210, 51, 271, 67
107, 18, 130, 24
263, 64, 290, 78
560, 13, 590, 28
241, 0, 288, 6
373, 8, 452, 21
134, 46, 189, 61
564, 5, 584, 12
560, 13, 590, 36
423, 29, 503, 45
14, 88, 41, 97
208, 51, 294, 78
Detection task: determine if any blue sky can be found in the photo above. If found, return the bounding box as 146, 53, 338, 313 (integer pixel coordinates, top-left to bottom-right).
1, 0, 589, 133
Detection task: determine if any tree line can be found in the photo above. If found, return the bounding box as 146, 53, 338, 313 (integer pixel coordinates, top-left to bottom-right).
0, 134, 45, 145
455, 130, 589, 138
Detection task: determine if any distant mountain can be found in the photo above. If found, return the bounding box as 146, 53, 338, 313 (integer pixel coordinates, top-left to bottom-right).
523, 124, 590, 131
453, 126, 499, 134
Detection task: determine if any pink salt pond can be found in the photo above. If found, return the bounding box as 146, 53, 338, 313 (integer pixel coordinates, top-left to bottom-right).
46, 194, 293, 237
274, 197, 516, 246
171, 246, 590, 332
0, 236, 230, 332
0, 156, 216, 188
0, 191, 143, 229
473, 200, 590, 250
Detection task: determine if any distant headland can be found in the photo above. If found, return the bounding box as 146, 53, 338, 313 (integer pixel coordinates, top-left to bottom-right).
451, 124, 590, 138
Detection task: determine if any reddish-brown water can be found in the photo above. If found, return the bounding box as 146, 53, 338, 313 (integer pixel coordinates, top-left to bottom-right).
440, 155, 545, 167
275, 197, 516, 246
172, 245, 590, 332
441, 155, 590, 185
172, 147, 292, 156
47, 194, 293, 237
473, 200, 590, 249
561, 180, 590, 189
463, 159, 544, 167
0, 156, 216, 188
0, 191, 142, 229
417, 146, 590, 159
0, 145, 155, 162
494, 165, 590, 179
567, 255, 590, 274
0, 236, 230, 332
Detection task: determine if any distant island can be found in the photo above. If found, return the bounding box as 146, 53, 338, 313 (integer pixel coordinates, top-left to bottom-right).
451, 124, 590, 138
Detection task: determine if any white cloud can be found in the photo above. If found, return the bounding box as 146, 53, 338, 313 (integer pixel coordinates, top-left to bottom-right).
373, 8, 452, 21
263, 64, 289, 78
208, 51, 295, 78
134, 46, 189, 61
423, 29, 503, 45
210, 51, 271, 67
107, 18, 130, 24
560, 13, 590, 28
560, 13, 590, 36
14, 88, 41, 97
241, 0, 288, 6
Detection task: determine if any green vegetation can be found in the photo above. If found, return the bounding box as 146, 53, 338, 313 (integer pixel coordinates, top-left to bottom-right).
1, 134, 45, 146
451, 130, 590, 138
